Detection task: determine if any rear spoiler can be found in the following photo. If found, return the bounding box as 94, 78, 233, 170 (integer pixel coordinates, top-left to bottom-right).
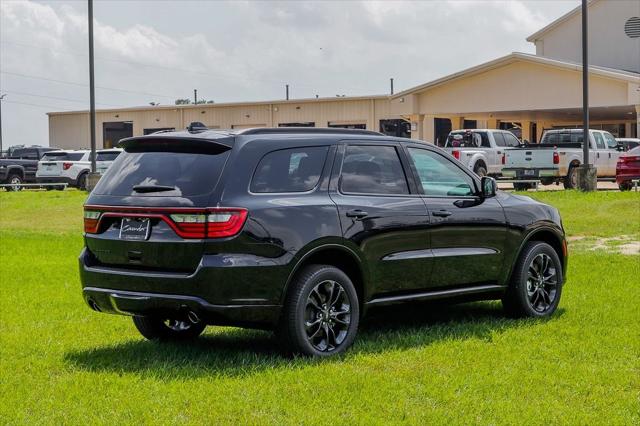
118, 134, 233, 154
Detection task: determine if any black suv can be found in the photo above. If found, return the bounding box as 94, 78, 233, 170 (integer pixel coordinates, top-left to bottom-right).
80, 127, 567, 357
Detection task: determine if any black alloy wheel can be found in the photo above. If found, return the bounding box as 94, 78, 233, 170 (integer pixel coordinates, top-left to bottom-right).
525, 253, 559, 314
304, 279, 352, 352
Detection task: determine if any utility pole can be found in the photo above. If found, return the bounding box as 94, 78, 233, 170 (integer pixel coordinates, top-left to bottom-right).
286, 84, 289, 100
390, 78, 394, 95
194, 89, 198, 104
86, 0, 99, 191
578, 0, 596, 191
0, 94, 5, 155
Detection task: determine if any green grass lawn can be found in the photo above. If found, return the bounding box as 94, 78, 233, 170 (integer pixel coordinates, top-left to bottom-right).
1, 190, 638, 424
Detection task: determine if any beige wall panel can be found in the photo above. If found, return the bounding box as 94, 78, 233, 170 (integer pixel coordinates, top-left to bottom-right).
49, 113, 90, 150
417, 61, 631, 114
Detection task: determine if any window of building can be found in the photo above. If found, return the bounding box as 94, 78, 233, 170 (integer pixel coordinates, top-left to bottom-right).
407, 148, 475, 197
250, 146, 328, 193
340, 145, 409, 195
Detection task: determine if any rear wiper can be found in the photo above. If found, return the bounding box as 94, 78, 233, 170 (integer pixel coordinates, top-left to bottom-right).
132, 184, 176, 193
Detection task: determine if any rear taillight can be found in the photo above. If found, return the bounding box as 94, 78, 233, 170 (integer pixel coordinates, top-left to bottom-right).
84, 210, 101, 233
501, 153, 506, 165
452, 150, 460, 160
63, 162, 72, 170
620, 155, 640, 163
83, 206, 248, 239
553, 151, 560, 165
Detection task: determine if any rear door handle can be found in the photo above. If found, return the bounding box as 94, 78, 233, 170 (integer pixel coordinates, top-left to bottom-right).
432, 210, 452, 217
346, 209, 368, 219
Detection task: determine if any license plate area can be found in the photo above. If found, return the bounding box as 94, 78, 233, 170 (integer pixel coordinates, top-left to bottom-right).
519, 169, 538, 178
119, 217, 150, 241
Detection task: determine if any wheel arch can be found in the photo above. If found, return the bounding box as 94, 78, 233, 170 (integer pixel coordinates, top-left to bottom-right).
6, 166, 25, 178
508, 226, 566, 285
282, 244, 367, 308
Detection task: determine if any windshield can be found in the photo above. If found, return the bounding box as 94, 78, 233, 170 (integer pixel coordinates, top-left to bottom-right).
93, 149, 230, 197
41, 152, 85, 161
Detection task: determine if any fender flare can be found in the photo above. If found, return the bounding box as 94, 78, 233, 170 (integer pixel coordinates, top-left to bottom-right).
506, 224, 566, 285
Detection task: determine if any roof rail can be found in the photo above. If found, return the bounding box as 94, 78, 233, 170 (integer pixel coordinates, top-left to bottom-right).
238, 127, 383, 136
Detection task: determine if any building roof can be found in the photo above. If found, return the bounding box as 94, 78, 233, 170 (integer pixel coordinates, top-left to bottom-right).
391, 51, 640, 99
526, 0, 600, 42
46, 94, 390, 116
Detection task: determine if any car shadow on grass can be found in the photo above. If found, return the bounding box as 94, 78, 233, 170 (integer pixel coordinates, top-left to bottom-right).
64, 301, 564, 379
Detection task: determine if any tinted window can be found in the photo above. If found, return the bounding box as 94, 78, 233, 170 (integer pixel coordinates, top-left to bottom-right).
480, 133, 491, 148
493, 133, 506, 147
542, 133, 559, 145
41, 152, 85, 161
10, 149, 38, 160
446, 132, 482, 148
503, 132, 521, 147
251, 146, 328, 193
408, 148, 475, 197
93, 150, 230, 197
570, 133, 584, 144
340, 145, 409, 195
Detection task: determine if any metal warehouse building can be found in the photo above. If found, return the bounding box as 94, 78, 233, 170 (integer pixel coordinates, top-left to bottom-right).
48, 0, 640, 149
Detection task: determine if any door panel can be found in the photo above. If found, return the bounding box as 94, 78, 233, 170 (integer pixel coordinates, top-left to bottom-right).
330, 144, 432, 298
405, 146, 507, 289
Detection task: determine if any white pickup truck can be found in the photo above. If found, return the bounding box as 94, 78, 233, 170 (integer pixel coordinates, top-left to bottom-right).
442, 129, 520, 177
502, 129, 622, 190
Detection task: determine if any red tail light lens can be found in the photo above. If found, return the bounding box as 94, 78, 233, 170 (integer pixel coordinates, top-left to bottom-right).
452, 150, 460, 160
501, 153, 506, 165
83, 206, 248, 239
621, 155, 640, 163
63, 162, 73, 170
84, 210, 101, 233
553, 151, 560, 165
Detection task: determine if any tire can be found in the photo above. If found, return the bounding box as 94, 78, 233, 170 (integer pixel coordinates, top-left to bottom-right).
277, 264, 360, 357
5, 174, 23, 191
132, 316, 206, 341
513, 182, 532, 191
563, 166, 578, 189
502, 242, 563, 318
77, 173, 87, 190
474, 164, 487, 177
618, 181, 633, 191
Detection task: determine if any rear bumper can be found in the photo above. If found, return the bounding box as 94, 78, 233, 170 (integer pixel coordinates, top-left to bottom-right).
36, 176, 76, 185
82, 287, 280, 329
78, 248, 288, 328
501, 168, 559, 179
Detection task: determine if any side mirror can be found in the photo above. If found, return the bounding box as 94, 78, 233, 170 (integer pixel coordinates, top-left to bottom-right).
481, 176, 497, 198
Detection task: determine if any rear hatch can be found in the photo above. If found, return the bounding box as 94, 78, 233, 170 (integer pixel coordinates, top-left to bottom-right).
83, 135, 237, 272
38, 151, 85, 176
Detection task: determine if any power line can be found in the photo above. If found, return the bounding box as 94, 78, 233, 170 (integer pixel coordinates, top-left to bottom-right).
2, 89, 118, 107
1, 70, 181, 99
4, 100, 78, 110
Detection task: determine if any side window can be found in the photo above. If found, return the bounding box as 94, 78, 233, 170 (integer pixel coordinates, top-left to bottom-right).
340, 145, 409, 195
603, 132, 618, 150
503, 133, 521, 147
407, 148, 476, 197
493, 132, 506, 147
593, 132, 605, 149
250, 146, 328, 193
480, 133, 491, 148
570, 132, 584, 144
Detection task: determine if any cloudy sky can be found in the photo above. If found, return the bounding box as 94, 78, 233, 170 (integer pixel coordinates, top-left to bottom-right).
1, 0, 579, 148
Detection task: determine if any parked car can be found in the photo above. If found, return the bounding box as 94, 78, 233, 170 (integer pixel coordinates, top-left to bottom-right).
0, 145, 60, 190
616, 145, 640, 191
80, 126, 567, 357
93, 148, 123, 175
503, 129, 622, 190
616, 138, 640, 152
36, 150, 90, 190
443, 129, 520, 177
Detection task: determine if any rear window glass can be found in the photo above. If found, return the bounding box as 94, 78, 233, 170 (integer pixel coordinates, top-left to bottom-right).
41, 152, 85, 161
541, 132, 583, 145
250, 146, 328, 193
93, 151, 121, 162
93, 150, 230, 197
445, 132, 486, 148
340, 145, 409, 195
9, 149, 38, 160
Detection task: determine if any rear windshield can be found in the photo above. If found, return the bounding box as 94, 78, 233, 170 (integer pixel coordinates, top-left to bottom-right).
445, 132, 488, 148
41, 152, 85, 161
93, 151, 121, 162
541, 132, 583, 145
93, 150, 230, 197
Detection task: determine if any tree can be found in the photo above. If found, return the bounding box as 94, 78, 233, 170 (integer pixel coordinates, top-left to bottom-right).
175, 99, 191, 105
